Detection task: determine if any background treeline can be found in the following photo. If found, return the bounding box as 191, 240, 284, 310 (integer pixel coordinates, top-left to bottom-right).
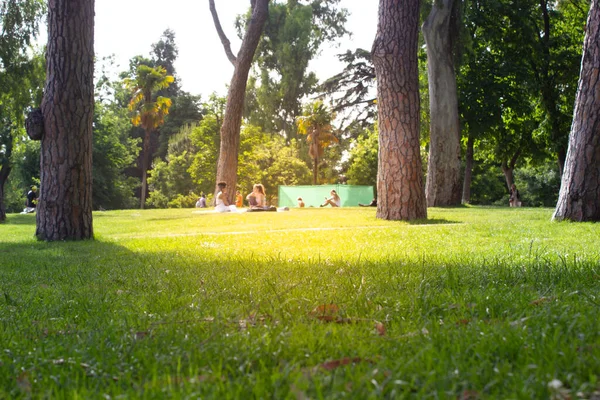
1, 0, 589, 213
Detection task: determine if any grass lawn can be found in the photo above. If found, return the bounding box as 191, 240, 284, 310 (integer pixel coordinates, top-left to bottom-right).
1, 206, 599, 398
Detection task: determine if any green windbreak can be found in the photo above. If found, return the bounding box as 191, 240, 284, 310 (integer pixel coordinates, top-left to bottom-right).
277, 185, 374, 207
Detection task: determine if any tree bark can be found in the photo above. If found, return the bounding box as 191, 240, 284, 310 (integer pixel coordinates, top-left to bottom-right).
0, 165, 10, 223
422, 0, 462, 207
553, 0, 600, 222
462, 135, 474, 204
372, 0, 427, 221
36, 0, 94, 240
210, 0, 269, 204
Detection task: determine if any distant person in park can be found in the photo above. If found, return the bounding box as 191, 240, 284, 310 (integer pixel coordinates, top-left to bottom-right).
235, 190, 243, 207
509, 184, 521, 207
22, 185, 38, 213
215, 182, 238, 212
320, 189, 341, 207
247, 184, 276, 212
359, 198, 377, 207
297, 197, 305, 207
196, 193, 207, 208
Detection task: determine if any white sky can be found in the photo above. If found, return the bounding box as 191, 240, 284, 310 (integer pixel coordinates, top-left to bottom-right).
92, 0, 378, 98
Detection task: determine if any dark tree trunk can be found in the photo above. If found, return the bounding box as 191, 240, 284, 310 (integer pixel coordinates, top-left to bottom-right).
372, 0, 427, 221
462, 135, 474, 204
0, 165, 10, 223
553, 0, 600, 222
210, 0, 269, 204
36, 0, 94, 240
422, 0, 462, 207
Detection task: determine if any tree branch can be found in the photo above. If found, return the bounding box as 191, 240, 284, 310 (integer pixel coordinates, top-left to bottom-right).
208, 0, 237, 65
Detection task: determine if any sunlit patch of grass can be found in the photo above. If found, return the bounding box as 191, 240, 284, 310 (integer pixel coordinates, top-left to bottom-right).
0, 206, 599, 398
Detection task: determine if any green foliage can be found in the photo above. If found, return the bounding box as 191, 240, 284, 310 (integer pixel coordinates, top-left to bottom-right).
147, 151, 195, 209
1, 207, 600, 397
244, 0, 349, 139
92, 103, 140, 210
237, 126, 311, 203
346, 126, 378, 187
514, 162, 561, 207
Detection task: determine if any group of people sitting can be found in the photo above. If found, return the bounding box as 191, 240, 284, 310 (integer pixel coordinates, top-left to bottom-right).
296, 189, 342, 208
214, 181, 277, 213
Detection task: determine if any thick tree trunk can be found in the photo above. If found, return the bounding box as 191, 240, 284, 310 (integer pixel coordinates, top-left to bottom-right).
553, 0, 600, 222
462, 135, 474, 204
211, 0, 269, 204
372, 0, 427, 221
36, 0, 94, 240
422, 0, 462, 207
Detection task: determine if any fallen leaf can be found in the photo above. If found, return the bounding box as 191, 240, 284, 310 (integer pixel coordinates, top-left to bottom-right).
530, 297, 554, 306
320, 357, 372, 371
310, 304, 340, 316
459, 390, 480, 399
456, 319, 470, 326
135, 331, 149, 340
375, 322, 386, 336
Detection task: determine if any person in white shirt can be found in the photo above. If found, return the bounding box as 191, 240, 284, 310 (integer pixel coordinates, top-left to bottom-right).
320, 190, 341, 207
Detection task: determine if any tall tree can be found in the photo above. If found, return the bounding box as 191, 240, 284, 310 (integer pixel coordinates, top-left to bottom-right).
296, 100, 339, 185
209, 0, 269, 204
422, 0, 462, 206
244, 0, 348, 140
125, 65, 174, 209
34, 0, 94, 240
372, 0, 427, 221
0, 0, 45, 222
553, 0, 600, 222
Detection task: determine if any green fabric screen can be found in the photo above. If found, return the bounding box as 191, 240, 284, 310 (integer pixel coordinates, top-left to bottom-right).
277, 185, 374, 207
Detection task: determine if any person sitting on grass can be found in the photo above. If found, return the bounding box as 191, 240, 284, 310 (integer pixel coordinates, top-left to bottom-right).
215, 182, 238, 213
246, 184, 276, 212
235, 190, 243, 207
297, 197, 305, 207
320, 190, 341, 207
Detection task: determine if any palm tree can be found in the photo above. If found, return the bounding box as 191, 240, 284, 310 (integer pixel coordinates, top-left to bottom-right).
296, 100, 338, 185
125, 65, 174, 209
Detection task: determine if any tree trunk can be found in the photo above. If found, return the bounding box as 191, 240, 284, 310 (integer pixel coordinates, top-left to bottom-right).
211, 0, 269, 204
36, 0, 94, 240
501, 161, 514, 191
313, 155, 318, 185
140, 128, 152, 209
553, 0, 600, 222
0, 165, 9, 223
462, 135, 474, 204
372, 0, 427, 221
422, 0, 462, 207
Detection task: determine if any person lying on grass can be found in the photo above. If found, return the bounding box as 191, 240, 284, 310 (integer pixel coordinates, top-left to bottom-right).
215, 182, 238, 213
320, 189, 341, 207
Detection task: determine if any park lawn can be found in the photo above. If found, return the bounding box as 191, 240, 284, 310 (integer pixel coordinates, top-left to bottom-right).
0, 206, 599, 398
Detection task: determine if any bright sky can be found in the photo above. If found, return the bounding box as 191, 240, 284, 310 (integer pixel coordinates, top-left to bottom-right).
93, 0, 378, 98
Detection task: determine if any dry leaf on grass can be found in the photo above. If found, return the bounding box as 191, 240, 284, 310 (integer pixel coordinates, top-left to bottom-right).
375, 321, 386, 336
320, 357, 373, 371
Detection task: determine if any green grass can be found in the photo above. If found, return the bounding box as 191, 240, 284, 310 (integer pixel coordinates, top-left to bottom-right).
1, 206, 599, 398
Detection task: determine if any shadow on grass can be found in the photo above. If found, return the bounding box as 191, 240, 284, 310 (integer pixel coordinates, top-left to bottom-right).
408, 218, 460, 225
2, 213, 37, 225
